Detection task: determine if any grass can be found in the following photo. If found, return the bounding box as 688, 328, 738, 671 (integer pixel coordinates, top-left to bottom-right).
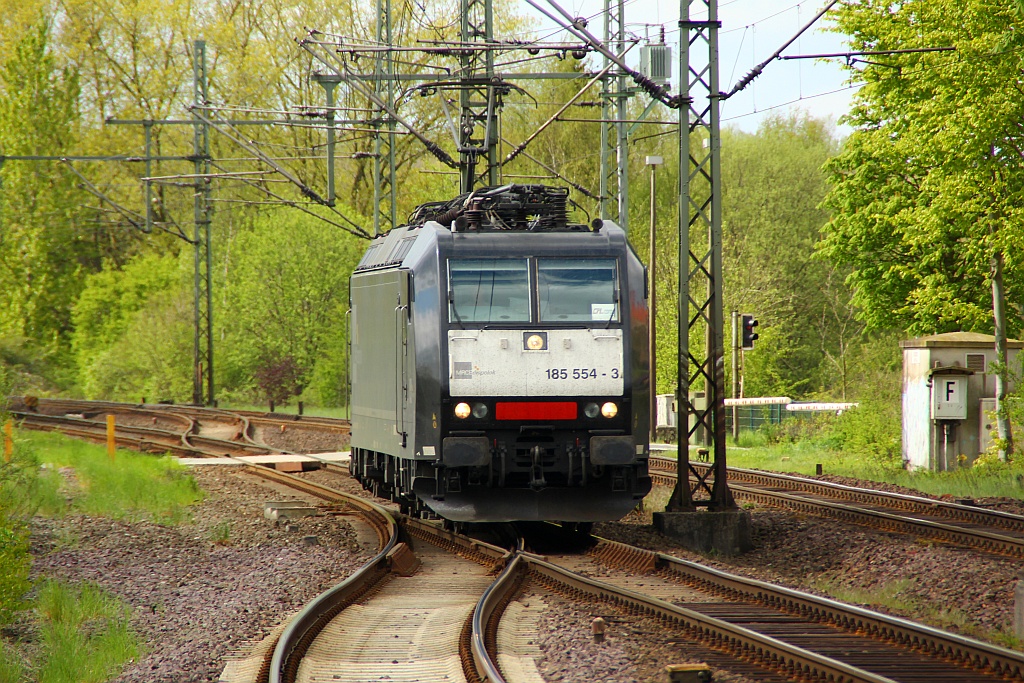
658, 432, 1024, 500
216, 401, 350, 419
34, 581, 141, 683
209, 521, 232, 545
0, 640, 27, 683
812, 577, 1023, 651
813, 578, 919, 613
10, 430, 203, 523
0, 428, 203, 682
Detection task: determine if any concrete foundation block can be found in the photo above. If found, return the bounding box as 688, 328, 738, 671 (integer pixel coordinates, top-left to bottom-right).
264, 500, 318, 521
652, 509, 752, 556
1015, 581, 1024, 640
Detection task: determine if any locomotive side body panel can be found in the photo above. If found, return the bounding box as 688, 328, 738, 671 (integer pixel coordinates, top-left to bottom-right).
349, 267, 410, 456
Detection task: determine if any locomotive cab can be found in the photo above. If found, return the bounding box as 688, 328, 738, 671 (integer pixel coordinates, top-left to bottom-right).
349, 185, 651, 523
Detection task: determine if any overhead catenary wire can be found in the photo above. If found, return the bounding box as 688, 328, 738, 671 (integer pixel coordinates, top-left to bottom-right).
724, 0, 839, 99
208, 158, 373, 238
524, 0, 684, 109
61, 159, 192, 241
191, 108, 372, 238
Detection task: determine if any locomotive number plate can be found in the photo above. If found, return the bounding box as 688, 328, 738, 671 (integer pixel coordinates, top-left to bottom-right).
449, 329, 624, 397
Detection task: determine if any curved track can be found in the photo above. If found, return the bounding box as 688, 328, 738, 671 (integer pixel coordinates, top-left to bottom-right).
9, 398, 1024, 682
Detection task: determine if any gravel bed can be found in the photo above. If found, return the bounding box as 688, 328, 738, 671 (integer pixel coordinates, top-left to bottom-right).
253, 424, 349, 454
21, 467, 371, 683
532, 588, 781, 683
595, 489, 1024, 649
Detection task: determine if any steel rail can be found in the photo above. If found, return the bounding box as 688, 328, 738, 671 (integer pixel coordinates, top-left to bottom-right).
267, 497, 399, 683
589, 537, 1024, 682
469, 554, 524, 683
5, 400, 405, 683
519, 553, 896, 683
669, 456, 1024, 533
268, 516, 513, 683
648, 457, 1024, 558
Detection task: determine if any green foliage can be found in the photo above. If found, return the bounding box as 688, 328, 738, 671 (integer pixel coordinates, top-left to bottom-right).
821, 1, 1024, 337
0, 16, 91, 349
0, 513, 30, 626
71, 253, 183, 367
22, 430, 202, 523
636, 114, 855, 401
210, 521, 232, 545
35, 580, 140, 683
219, 208, 364, 406
71, 252, 189, 400
827, 397, 902, 470
0, 368, 36, 626
0, 640, 28, 683
721, 114, 847, 397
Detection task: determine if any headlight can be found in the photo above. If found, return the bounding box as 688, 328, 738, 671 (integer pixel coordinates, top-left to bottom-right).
472, 403, 488, 418
584, 402, 600, 418
601, 402, 618, 418
454, 402, 471, 419
525, 333, 546, 350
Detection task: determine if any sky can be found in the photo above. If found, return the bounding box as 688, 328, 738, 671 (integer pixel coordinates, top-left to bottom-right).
518, 0, 858, 134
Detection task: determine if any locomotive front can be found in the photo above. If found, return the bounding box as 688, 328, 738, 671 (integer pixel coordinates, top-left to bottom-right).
349, 185, 651, 523
412, 186, 652, 522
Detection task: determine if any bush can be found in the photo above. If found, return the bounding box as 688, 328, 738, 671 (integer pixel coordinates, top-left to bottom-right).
827, 397, 902, 469
0, 514, 30, 626
0, 366, 32, 625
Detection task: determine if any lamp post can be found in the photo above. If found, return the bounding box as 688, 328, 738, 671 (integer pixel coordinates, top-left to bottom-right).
646, 155, 663, 442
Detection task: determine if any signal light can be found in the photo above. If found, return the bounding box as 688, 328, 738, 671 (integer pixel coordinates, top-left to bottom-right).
741, 314, 759, 350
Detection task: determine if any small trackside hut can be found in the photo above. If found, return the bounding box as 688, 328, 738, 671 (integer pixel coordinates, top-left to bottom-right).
348, 185, 652, 523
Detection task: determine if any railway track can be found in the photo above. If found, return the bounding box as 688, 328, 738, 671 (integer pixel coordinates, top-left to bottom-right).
17, 398, 1024, 561
6, 397, 348, 456
461, 524, 1024, 683
8, 398, 1024, 681
649, 453, 1024, 559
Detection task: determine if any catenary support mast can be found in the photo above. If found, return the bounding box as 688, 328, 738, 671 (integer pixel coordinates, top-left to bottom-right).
192, 41, 214, 406
667, 0, 734, 511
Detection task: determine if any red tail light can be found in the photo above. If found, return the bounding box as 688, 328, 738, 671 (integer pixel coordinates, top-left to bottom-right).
495, 401, 577, 420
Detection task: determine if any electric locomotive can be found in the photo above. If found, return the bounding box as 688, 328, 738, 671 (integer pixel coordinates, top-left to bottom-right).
348, 185, 651, 522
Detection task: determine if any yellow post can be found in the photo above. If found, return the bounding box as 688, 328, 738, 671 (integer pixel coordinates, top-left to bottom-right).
3, 419, 12, 462
106, 414, 116, 460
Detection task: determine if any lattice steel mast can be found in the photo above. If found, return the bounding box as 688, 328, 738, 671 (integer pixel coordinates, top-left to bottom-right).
373, 0, 398, 232
192, 41, 214, 406
600, 0, 629, 230
667, 0, 734, 511
459, 0, 499, 190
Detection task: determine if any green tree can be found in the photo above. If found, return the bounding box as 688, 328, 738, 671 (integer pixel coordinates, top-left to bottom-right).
219, 208, 364, 405
70, 252, 189, 400
821, 0, 1024, 457
0, 17, 90, 348
721, 114, 845, 398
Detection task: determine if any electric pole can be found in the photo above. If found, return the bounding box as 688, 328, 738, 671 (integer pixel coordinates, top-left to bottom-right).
666, 0, 735, 512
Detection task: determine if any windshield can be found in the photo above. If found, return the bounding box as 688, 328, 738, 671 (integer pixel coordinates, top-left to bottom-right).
538, 258, 619, 322
449, 258, 531, 323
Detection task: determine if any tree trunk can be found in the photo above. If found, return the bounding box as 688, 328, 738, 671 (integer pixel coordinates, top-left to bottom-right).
991, 249, 1014, 460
